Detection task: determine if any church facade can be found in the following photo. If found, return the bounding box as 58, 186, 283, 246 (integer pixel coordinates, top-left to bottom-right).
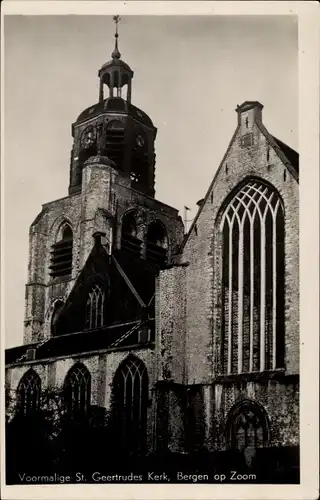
5, 24, 299, 477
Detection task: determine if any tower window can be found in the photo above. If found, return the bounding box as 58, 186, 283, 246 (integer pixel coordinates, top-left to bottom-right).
64, 363, 91, 416
85, 284, 106, 330
51, 300, 64, 336
146, 221, 168, 267
121, 211, 142, 257
17, 369, 41, 416
106, 119, 124, 168
49, 224, 73, 279
220, 180, 285, 374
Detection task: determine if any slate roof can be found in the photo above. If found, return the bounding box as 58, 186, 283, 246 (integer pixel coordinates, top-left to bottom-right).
76, 97, 154, 128
271, 136, 299, 174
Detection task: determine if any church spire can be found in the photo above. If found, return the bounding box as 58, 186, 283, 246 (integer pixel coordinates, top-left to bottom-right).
111, 15, 121, 59
98, 15, 134, 103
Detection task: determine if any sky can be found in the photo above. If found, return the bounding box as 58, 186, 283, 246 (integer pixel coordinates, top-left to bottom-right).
4, 14, 298, 348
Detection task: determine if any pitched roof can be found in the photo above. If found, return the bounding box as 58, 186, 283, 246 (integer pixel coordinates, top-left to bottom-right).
5, 319, 155, 365
271, 135, 299, 174
183, 121, 299, 249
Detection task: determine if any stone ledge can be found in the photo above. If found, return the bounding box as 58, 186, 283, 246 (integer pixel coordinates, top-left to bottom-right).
214, 370, 299, 385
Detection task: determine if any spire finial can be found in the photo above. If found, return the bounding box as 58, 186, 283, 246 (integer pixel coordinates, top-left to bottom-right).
112, 15, 121, 59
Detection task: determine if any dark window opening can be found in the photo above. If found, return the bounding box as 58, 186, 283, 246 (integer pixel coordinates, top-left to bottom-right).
146, 221, 168, 268
105, 120, 124, 169
51, 300, 64, 336
121, 211, 142, 257
49, 225, 73, 279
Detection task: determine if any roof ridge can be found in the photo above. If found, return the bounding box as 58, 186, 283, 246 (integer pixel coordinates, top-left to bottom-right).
256, 122, 299, 181
182, 124, 240, 249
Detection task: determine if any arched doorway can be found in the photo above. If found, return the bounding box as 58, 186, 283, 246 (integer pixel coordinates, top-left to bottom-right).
111, 355, 149, 455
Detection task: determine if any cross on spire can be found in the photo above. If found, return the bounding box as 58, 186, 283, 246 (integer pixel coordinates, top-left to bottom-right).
112, 15, 121, 59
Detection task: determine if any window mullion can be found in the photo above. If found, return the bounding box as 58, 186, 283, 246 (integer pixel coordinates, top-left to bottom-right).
249, 217, 254, 372
228, 219, 233, 374
238, 219, 244, 374
272, 203, 278, 370
260, 213, 266, 372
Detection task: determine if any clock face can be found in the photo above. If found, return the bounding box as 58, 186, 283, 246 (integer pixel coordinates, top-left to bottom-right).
81, 126, 97, 149
136, 134, 145, 148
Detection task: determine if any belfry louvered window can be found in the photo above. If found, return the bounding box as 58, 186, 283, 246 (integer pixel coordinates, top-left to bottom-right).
106, 119, 124, 169
17, 369, 41, 415
85, 284, 105, 329
64, 363, 91, 415
49, 225, 73, 278
220, 180, 285, 374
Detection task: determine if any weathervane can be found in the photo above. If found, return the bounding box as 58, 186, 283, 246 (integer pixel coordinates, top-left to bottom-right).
113, 15, 121, 34
112, 15, 121, 59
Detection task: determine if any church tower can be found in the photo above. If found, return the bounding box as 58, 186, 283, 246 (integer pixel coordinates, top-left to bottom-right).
69, 16, 157, 198
22, 17, 184, 345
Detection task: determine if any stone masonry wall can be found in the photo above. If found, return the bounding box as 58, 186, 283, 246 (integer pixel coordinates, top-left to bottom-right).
182, 105, 299, 384
24, 159, 184, 345
155, 265, 187, 384
212, 377, 299, 450
6, 347, 155, 450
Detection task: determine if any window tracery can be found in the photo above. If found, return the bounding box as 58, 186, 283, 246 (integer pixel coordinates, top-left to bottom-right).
220, 180, 285, 374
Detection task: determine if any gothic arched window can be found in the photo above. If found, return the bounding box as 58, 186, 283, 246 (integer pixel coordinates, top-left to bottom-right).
17, 369, 41, 415
85, 284, 105, 329
111, 356, 149, 455
49, 224, 73, 279
64, 363, 91, 415
220, 180, 285, 374
146, 220, 168, 267
121, 211, 141, 256
225, 400, 269, 451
